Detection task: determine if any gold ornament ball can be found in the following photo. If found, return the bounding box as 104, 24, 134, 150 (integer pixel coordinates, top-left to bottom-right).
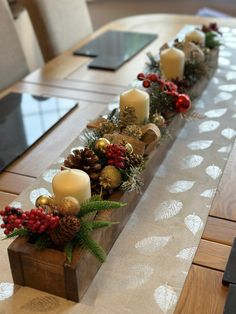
153, 114, 166, 128
35, 195, 55, 209
100, 165, 122, 189
57, 196, 80, 216
95, 138, 110, 152
125, 143, 133, 154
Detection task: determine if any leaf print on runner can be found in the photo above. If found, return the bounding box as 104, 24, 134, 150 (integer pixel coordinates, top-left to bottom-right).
205, 165, 222, 180
221, 128, 236, 139
187, 140, 213, 151
198, 120, 220, 133
180, 155, 203, 169
176, 247, 197, 261
204, 108, 227, 118
42, 169, 60, 183
214, 92, 232, 104
168, 181, 195, 193
200, 188, 217, 198
184, 213, 203, 235
21, 296, 60, 312
135, 236, 170, 255
154, 284, 178, 314
155, 200, 183, 221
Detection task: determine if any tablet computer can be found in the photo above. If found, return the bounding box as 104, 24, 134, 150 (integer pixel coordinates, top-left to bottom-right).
0, 92, 78, 171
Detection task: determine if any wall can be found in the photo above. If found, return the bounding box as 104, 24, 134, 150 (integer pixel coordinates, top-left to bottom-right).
87, 0, 235, 29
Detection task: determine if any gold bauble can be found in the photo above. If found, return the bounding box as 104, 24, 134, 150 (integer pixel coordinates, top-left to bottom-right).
94, 138, 110, 152
153, 113, 166, 128
125, 143, 133, 154
35, 195, 54, 209
99, 165, 122, 189
57, 196, 80, 216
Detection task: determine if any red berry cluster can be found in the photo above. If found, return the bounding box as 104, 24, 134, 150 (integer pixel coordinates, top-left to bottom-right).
105, 144, 126, 168
0, 206, 60, 235
137, 72, 160, 88
201, 23, 221, 35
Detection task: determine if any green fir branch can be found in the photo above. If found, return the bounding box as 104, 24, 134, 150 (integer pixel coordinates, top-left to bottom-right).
82, 220, 117, 232
5, 228, 29, 239
34, 234, 51, 249
77, 224, 106, 263
64, 242, 74, 263
78, 200, 125, 218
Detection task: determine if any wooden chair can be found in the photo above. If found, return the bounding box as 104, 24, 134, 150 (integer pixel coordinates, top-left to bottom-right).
0, 0, 28, 91
19, 0, 93, 61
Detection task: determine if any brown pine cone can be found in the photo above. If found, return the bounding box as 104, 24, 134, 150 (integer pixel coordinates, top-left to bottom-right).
64, 147, 101, 180
50, 215, 81, 246
123, 125, 143, 139
98, 120, 117, 135
119, 106, 137, 128
125, 153, 144, 169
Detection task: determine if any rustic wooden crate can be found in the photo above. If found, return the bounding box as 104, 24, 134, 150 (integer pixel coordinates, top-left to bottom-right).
7, 48, 218, 302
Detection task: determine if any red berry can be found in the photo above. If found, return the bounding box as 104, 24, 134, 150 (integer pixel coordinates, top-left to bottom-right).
4, 229, 10, 235
143, 80, 151, 88
137, 72, 145, 81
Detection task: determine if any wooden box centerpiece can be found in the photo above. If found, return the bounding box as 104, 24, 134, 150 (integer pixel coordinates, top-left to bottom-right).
7, 26, 220, 302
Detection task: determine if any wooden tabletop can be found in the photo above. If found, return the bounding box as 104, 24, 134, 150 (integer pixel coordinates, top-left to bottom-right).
1, 14, 236, 313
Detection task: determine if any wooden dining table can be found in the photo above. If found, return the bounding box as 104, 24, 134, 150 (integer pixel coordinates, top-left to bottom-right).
1, 13, 236, 313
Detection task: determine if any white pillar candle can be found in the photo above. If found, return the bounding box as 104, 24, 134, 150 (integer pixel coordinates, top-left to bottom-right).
185, 30, 205, 46
52, 169, 91, 204
119, 88, 149, 124
160, 47, 185, 81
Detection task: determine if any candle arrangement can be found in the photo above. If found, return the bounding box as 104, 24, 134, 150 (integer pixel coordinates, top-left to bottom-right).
3, 22, 222, 302
1, 169, 124, 263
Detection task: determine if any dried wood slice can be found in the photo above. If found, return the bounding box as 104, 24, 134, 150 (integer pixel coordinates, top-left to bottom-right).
87, 117, 107, 129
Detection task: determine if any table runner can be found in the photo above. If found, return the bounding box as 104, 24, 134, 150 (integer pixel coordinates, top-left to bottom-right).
1, 26, 236, 313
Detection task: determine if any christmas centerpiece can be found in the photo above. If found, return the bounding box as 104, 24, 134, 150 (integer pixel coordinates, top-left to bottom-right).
5, 23, 221, 302
6, 168, 125, 301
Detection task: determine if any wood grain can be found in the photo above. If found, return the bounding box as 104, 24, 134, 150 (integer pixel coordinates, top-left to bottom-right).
175, 265, 228, 314
0, 172, 35, 194
0, 191, 17, 208
194, 239, 231, 271
203, 217, 236, 246
11, 82, 115, 104
210, 139, 236, 221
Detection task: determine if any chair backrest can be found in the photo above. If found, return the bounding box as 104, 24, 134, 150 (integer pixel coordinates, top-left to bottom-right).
0, 0, 28, 91
19, 0, 93, 61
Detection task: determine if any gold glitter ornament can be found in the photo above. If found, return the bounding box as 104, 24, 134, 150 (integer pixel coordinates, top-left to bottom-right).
94, 138, 110, 152
125, 143, 134, 154
99, 165, 122, 189
57, 196, 80, 216
152, 113, 166, 128
35, 195, 54, 209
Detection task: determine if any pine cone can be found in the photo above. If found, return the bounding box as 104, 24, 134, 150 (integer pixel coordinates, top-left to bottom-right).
123, 125, 143, 139
125, 153, 144, 169
64, 147, 101, 180
50, 215, 81, 246
119, 106, 137, 128
98, 120, 117, 135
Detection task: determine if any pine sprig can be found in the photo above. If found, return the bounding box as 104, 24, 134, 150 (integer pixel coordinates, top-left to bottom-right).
5, 228, 29, 239
78, 200, 126, 218
76, 222, 106, 263
35, 234, 51, 249
82, 220, 117, 232
64, 242, 74, 263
